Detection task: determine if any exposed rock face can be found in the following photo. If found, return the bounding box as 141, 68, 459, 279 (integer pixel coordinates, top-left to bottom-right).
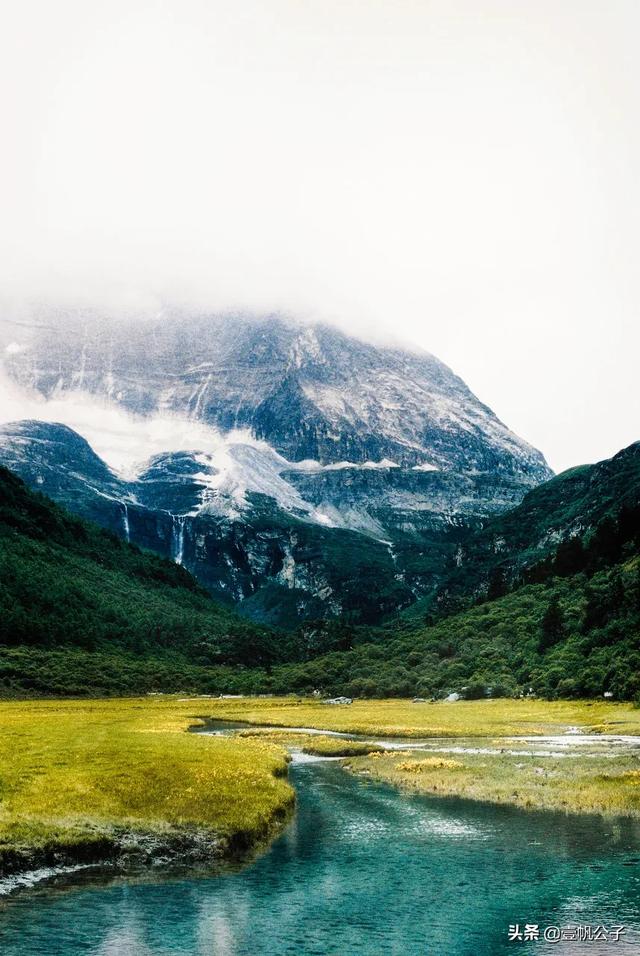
0, 421, 411, 625
0, 311, 552, 625
4, 311, 550, 480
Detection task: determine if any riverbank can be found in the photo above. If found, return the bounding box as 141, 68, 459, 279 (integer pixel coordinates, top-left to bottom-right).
3, 696, 640, 887
342, 748, 640, 817
210, 700, 640, 816
194, 695, 640, 738
6, 757, 640, 956
0, 698, 294, 885
228, 719, 640, 818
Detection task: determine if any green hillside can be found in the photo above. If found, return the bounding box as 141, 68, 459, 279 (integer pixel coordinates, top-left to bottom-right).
269, 557, 640, 701
424, 440, 640, 616
2, 444, 640, 701
0, 466, 290, 693
266, 494, 640, 700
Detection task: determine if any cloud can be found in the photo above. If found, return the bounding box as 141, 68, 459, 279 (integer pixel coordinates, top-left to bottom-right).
1, 1, 639, 471
0, 364, 237, 474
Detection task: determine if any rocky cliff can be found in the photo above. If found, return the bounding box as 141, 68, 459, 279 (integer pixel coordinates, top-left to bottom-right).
0, 311, 552, 624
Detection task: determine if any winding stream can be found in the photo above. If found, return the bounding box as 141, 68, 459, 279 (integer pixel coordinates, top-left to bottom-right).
1, 732, 640, 954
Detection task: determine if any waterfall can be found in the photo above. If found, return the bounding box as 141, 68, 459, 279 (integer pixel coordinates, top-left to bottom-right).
122, 503, 130, 543
172, 516, 186, 565
386, 541, 404, 581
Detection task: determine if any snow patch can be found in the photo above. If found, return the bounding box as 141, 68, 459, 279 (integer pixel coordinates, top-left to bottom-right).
286, 458, 399, 473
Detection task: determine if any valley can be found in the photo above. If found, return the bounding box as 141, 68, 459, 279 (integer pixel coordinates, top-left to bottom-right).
4, 2, 639, 951
2, 697, 640, 956
1, 310, 640, 953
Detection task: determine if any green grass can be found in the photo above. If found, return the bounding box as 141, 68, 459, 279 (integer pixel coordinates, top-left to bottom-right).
199, 695, 640, 738
0, 698, 294, 874
344, 750, 640, 817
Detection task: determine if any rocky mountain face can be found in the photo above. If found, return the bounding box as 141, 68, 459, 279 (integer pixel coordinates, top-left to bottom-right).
0, 420, 414, 625
4, 311, 550, 477
0, 311, 552, 625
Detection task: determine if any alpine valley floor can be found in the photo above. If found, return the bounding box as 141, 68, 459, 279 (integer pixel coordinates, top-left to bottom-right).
3, 695, 640, 890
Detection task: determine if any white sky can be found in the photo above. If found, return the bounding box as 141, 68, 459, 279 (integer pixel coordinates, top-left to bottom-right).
1, 0, 639, 473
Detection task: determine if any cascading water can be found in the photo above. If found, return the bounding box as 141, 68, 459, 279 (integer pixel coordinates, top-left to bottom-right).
172, 515, 186, 565
122, 503, 130, 543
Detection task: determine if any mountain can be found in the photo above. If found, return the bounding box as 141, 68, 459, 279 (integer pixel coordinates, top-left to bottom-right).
287, 438, 640, 703
0, 310, 552, 624
270, 537, 640, 701
0, 464, 292, 695
3, 311, 550, 479
3, 445, 637, 701
429, 440, 640, 614
266, 446, 640, 701
0, 421, 414, 626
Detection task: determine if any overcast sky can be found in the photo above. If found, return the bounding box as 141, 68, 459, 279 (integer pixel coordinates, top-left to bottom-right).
1, 0, 639, 473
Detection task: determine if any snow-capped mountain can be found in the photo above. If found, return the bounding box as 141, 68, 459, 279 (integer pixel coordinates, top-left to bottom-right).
0, 310, 552, 624
0, 420, 418, 624
3, 310, 550, 481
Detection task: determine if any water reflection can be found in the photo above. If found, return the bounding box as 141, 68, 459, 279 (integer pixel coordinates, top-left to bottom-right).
1, 761, 640, 954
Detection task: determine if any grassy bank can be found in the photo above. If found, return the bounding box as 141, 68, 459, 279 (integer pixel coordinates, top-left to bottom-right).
343, 749, 640, 817
200, 697, 640, 818
198, 695, 640, 738
3, 696, 640, 882
237, 729, 386, 757
0, 698, 293, 878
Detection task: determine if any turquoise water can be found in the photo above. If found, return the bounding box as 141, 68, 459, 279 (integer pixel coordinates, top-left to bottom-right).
1, 759, 640, 955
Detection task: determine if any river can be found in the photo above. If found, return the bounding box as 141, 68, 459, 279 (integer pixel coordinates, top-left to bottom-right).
1, 736, 640, 954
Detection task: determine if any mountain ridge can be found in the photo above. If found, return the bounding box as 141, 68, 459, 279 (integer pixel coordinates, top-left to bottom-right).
0, 310, 552, 625
3, 310, 551, 478
1, 439, 639, 700
430, 439, 640, 615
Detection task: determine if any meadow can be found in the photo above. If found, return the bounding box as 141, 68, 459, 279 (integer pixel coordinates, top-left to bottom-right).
199, 694, 640, 738
344, 749, 640, 817
206, 697, 640, 816
0, 697, 293, 877
237, 728, 386, 757
2, 695, 640, 881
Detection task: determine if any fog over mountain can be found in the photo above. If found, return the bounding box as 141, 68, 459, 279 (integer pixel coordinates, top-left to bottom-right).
0, 308, 552, 625
2, 2, 640, 471
0, 308, 550, 476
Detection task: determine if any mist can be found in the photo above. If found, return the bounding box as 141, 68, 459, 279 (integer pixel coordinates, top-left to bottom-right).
0, 365, 231, 473
2, 0, 640, 472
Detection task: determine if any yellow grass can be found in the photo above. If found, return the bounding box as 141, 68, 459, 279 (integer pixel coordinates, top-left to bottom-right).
238, 729, 385, 757
0, 697, 293, 871
395, 757, 464, 772
198, 696, 640, 817
194, 695, 640, 738
2, 695, 640, 874
344, 749, 640, 817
